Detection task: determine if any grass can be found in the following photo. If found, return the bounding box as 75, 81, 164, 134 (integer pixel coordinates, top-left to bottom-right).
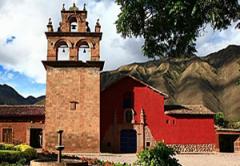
0, 150, 20, 154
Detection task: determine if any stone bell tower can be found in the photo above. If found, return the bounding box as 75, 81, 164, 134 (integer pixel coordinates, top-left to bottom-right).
43, 3, 103, 152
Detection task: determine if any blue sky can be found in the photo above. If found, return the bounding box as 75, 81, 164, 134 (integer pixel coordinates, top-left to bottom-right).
0, 66, 45, 97
0, 0, 240, 97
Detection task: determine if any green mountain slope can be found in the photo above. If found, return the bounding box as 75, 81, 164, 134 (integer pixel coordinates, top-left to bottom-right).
0, 84, 44, 105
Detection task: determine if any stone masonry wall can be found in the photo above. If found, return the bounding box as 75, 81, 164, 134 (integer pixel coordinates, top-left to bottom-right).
168, 144, 215, 153
44, 67, 100, 153
234, 137, 240, 152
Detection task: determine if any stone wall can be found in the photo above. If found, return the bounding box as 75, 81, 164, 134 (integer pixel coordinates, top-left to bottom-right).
44, 67, 100, 153
168, 144, 215, 153
234, 137, 240, 152
144, 126, 156, 148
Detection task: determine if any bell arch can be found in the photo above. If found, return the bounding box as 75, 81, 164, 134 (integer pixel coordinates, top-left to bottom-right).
68, 16, 78, 32
76, 39, 93, 62
54, 40, 71, 61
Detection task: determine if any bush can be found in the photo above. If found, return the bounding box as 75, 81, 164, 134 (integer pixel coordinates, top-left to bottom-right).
135, 142, 181, 166
0, 144, 15, 150
15, 144, 37, 160
0, 144, 36, 164
0, 150, 23, 163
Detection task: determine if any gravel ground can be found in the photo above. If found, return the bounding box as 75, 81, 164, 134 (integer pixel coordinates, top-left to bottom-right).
175, 153, 240, 166
74, 153, 240, 166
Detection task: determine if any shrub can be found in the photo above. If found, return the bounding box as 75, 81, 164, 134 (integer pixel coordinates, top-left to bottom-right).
0, 144, 36, 164
135, 142, 181, 166
15, 144, 37, 161
0, 150, 23, 163
0, 144, 15, 150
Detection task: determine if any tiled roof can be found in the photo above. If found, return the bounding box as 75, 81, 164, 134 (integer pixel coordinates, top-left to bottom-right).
0, 105, 45, 118
102, 75, 169, 98
164, 105, 215, 115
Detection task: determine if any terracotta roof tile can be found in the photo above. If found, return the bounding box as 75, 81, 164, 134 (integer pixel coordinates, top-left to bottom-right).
164, 105, 215, 115
0, 105, 45, 118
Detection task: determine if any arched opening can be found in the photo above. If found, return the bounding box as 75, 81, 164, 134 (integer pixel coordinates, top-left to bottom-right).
120, 129, 137, 153
77, 41, 91, 62
69, 17, 78, 32
125, 109, 134, 124
56, 41, 70, 61
123, 92, 133, 109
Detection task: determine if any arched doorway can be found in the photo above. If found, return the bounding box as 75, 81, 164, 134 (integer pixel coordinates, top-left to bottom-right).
120, 129, 137, 153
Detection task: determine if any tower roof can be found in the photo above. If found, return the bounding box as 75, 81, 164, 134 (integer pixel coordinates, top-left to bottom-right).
69, 3, 79, 11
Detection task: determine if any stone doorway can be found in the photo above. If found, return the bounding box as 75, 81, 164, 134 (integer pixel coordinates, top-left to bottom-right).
120, 129, 137, 153
30, 128, 42, 148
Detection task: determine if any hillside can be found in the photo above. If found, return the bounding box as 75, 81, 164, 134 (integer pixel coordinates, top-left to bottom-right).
0, 84, 44, 105
101, 45, 240, 121
1, 45, 239, 121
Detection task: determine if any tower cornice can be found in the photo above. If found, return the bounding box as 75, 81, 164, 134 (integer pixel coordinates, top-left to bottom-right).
45, 32, 102, 40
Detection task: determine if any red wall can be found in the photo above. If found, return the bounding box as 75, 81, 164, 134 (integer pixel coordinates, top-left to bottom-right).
101, 76, 216, 145
0, 120, 44, 144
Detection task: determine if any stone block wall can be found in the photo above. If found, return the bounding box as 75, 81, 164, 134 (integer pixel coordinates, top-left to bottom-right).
44, 67, 100, 153
234, 137, 240, 152
168, 144, 215, 153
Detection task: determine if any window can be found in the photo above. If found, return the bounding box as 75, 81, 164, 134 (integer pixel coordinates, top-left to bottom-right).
70, 101, 78, 110
2, 128, 13, 143
166, 119, 169, 124
173, 120, 175, 125
123, 92, 133, 109
125, 109, 133, 123
146, 142, 151, 147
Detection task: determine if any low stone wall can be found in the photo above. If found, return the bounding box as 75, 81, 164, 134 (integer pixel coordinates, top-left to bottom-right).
168, 144, 215, 153
30, 160, 88, 166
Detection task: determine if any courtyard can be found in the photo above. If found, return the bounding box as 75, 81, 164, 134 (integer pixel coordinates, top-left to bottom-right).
72, 153, 240, 166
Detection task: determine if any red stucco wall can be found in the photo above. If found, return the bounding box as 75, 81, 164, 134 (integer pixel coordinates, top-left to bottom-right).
101, 76, 216, 146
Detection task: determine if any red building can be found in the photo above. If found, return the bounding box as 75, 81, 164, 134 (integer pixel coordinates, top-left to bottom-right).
0, 76, 239, 153
0, 105, 44, 148
101, 75, 217, 153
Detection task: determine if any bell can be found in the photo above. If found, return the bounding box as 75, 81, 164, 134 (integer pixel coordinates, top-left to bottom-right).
71, 25, 77, 30
83, 48, 86, 53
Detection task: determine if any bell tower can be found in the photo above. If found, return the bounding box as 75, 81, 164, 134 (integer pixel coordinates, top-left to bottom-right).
43, 3, 103, 152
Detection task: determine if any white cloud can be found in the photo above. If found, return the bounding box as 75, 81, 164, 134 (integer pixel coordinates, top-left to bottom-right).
196, 23, 240, 56
0, 70, 14, 81
0, 0, 239, 85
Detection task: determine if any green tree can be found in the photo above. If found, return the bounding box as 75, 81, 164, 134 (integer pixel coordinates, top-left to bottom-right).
214, 112, 225, 127
115, 0, 240, 58
135, 142, 181, 166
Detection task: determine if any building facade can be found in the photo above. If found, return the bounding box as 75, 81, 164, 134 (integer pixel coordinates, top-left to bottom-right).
42, 3, 104, 153
101, 76, 217, 153
0, 3, 239, 154
0, 105, 44, 148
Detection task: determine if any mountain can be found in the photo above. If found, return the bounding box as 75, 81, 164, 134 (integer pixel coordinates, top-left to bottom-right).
1, 45, 239, 122
101, 45, 240, 122
0, 84, 44, 105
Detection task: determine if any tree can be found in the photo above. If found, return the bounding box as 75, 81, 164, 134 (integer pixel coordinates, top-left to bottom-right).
115, 0, 240, 58
214, 112, 225, 127
135, 142, 181, 166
